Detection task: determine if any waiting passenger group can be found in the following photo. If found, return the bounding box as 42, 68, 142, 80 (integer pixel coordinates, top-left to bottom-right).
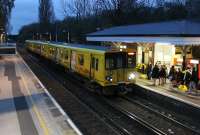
146, 63, 199, 94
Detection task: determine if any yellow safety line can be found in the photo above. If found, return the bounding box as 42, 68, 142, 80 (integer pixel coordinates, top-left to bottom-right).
20, 67, 50, 135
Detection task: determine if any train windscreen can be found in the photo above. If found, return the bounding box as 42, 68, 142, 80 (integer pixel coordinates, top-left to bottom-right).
127, 52, 136, 68
105, 52, 136, 70
105, 52, 127, 70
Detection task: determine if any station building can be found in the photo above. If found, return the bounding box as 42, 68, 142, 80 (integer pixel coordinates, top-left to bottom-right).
86, 20, 200, 70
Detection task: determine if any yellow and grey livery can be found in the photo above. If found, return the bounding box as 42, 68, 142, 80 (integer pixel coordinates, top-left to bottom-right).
26, 40, 136, 94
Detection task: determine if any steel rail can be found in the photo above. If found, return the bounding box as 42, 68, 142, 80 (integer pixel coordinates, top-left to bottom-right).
122, 96, 200, 134
102, 98, 167, 135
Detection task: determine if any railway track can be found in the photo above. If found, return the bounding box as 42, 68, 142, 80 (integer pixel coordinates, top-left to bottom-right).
122, 96, 200, 134
19, 49, 120, 135
19, 47, 200, 135
19, 48, 162, 135
105, 96, 200, 135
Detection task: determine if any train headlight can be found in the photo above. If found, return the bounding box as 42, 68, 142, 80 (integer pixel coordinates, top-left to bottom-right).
106, 76, 113, 82
128, 73, 136, 80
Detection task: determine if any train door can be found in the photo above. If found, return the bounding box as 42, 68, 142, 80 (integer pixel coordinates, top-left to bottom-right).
116, 53, 126, 82
71, 51, 77, 71
90, 55, 95, 79
90, 54, 99, 81
55, 47, 60, 63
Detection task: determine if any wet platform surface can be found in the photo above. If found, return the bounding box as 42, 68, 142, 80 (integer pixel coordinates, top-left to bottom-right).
136, 77, 200, 109
0, 55, 81, 135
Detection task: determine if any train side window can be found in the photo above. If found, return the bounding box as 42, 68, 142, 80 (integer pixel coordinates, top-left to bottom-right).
96, 59, 99, 71
78, 54, 84, 66
60, 50, 64, 58
65, 51, 68, 60
92, 57, 95, 69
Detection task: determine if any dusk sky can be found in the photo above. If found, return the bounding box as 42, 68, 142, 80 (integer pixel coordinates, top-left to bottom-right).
10, 0, 64, 34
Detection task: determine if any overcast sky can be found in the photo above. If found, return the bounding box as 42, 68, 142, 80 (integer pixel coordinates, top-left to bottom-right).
10, 0, 64, 34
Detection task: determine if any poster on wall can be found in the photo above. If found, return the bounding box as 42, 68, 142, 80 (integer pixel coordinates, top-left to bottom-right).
154, 43, 175, 67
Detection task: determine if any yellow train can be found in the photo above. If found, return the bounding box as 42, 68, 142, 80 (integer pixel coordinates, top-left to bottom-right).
26, 40, 136, 95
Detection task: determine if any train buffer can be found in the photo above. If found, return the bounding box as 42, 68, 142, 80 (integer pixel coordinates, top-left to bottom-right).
0, 55, 82, 135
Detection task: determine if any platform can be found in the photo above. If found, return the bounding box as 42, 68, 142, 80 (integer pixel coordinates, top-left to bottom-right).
136, 76, 200, 109
0, 55, 81, 135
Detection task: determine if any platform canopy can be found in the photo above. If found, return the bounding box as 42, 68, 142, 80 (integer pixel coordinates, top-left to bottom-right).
87, 20, 200, 45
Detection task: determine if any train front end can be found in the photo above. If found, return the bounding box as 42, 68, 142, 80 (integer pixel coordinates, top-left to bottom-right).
104, 51, 136, 94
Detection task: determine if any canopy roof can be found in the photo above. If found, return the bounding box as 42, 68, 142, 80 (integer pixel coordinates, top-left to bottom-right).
87, 20, 200, 45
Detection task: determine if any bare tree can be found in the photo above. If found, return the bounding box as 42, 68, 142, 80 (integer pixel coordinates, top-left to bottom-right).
61, 0, 93, 19
39, 0, 55, 33
0, 0, 15, 32
156, 0, 165, 7
186, 0, 200, 19
97, 0, 136, 12
60, 0, 68, 17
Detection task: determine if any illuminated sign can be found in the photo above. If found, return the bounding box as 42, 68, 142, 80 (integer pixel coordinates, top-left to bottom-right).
190, 59, 199, 64
119, 45, 127, 49
128, 52, 135, 55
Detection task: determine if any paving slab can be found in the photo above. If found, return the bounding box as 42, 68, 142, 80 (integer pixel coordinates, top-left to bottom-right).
0, 55, 81, 135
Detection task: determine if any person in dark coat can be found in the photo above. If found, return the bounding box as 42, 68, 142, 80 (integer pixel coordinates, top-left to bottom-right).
176, 68, 184, 85
183, 67, 192, 86
159, 65, 167, 85
152, 64, 159, 86
188, 67, 198, 93
168, 66, 177, 87
147, 63, 152, 80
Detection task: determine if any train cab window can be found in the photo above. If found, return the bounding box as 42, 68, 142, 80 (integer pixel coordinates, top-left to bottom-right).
78, 54, 84, 65
106, 57, 114, 69
96, 59, 99, 71
127, 52, 136, 68
106, 52, 126, 69
116, 55, 123, 68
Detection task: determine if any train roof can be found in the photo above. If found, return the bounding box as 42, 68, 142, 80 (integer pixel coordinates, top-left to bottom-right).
26, 40, 112, 52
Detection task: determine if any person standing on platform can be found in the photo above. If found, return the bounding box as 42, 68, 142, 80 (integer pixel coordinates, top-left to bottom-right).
177, 68, 184, 85
163, 65, 167, 84
159, 65, 167, 85
152, 64, 159, 86
168, 66, 177, 87
183, 67, 192, 87
147, 63, 152, 80
188, 67, 198, 94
